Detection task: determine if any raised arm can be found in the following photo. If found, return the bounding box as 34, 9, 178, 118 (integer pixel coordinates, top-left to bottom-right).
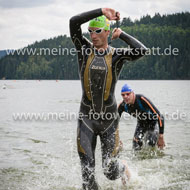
69, 8, 102, 49
112, 28, 148, 61
70, 8, 121, 50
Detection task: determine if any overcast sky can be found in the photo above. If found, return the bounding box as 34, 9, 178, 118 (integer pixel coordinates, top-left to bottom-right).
0, 0, 189, 50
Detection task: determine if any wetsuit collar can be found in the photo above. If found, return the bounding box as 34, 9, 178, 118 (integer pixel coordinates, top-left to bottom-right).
93, 45, 111, 56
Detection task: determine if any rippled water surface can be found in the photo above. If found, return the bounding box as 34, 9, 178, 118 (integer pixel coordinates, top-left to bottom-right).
0, 80, 190, 190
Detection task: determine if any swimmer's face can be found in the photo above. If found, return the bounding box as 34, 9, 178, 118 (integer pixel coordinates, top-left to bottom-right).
88, 27, 110, 49
121, 91, 134, 104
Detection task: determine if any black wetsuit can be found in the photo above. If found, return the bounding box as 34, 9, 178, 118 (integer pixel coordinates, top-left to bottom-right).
70, 8, 147, 190
118, 94, 164, 150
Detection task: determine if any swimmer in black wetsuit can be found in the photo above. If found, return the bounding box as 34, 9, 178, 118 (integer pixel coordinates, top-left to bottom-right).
69, 8, 147, 189
118, 84, 165, 150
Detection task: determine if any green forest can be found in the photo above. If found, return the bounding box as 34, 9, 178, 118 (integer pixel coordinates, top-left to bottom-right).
0, 12, 190, 80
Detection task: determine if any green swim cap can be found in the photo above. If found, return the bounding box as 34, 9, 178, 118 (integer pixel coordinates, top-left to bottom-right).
88, 15, 110, 31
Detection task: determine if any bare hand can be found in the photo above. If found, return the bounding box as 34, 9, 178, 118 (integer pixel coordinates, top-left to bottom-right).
102, 8, 120, 20
157, 134, 165, 149
111, 28, 122, 40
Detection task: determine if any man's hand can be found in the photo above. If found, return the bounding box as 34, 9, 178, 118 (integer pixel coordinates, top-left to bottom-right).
111, 28, 122, 40
102, 8, 120, 20
157, 134, 165, 149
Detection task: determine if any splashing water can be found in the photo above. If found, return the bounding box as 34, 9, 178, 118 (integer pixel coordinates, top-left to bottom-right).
0, 80, 190, 190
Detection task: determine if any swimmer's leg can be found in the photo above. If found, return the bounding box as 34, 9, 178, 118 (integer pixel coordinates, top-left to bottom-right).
133, 122, 146, 150
145, 122, 159, 147
77, 119, 99, 190
100, 120, 130, 181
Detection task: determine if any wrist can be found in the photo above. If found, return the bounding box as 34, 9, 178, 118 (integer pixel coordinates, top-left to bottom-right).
101, 8, 106, 15
159, 134, 164, 138
119, 31, 124, 39
117, 28, 122, 36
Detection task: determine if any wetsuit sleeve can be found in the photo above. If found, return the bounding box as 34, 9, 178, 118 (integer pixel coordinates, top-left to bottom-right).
118, 32, 148, 61
69, 8, 102, 50
118, 101, 125, 117
140, 96, 164, 134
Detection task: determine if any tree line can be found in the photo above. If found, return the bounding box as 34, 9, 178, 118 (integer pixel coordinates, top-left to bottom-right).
0, 12, 189, 80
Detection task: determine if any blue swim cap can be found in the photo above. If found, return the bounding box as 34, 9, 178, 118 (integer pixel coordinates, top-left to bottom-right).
121, 84, 133, 93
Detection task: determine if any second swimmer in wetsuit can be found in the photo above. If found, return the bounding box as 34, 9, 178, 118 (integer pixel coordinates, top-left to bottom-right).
69, 8, 147, 190
118, 84, 165, 150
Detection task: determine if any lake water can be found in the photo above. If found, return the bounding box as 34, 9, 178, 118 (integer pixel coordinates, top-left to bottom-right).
0, 80, 190, 190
